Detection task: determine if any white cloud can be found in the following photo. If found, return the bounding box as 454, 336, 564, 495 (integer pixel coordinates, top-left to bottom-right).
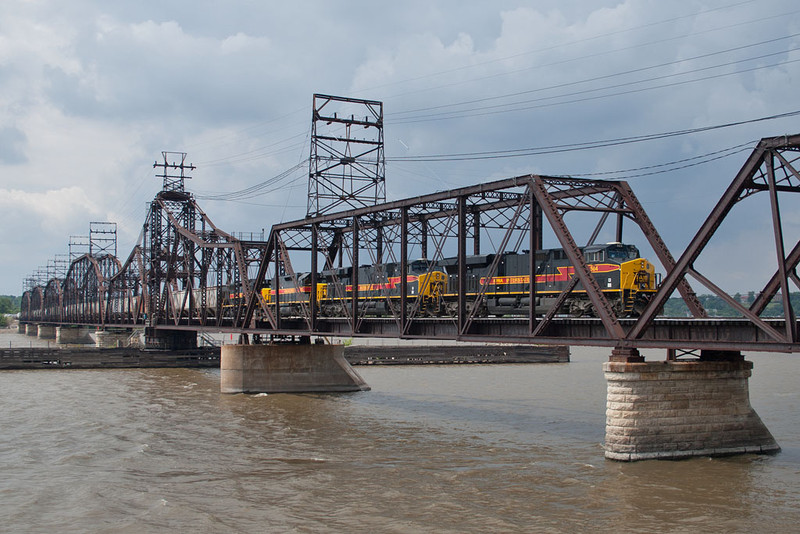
0, 0, 798, 298
0, 186, 100, 233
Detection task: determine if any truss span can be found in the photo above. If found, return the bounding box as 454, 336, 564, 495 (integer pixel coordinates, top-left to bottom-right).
19, 134, 800, 354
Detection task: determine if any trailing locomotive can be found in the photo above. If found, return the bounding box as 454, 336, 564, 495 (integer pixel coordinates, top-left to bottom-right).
263, 259, 447, 318
261, 242, 659, 318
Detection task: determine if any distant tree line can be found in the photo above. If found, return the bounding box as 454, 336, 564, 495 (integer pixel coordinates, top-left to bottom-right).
0, 295, 19, 327
0, 295, 19, 315
661, 291, 800, 317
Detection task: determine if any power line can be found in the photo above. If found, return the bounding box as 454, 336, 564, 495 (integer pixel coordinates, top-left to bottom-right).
171, 4, 794, 172
391, 53, 800, 124
391, 32, 800, 118
371, 4, 797, 106
566, 142, 755, 180
178, 4, 777, 167
387, 109, 800, 162
182, 105, 308, 154
195, 161, 307, 201
196, 131, 309, 167
355, 0, 760, 96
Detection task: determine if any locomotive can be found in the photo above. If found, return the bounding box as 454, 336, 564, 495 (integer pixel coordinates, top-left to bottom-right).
262, 242, 659, 318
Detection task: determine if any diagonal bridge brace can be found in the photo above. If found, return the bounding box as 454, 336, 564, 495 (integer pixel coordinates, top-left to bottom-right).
628, 134, 800, 345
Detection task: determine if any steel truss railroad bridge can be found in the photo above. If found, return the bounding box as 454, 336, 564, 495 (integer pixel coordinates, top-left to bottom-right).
19, 134, 800, 360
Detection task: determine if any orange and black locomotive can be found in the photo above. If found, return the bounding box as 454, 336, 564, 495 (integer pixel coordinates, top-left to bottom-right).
262, 242, 659, 318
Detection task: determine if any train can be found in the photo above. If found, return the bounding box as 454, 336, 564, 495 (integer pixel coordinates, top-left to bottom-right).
23, 242, 658, 323
261, 242, 660, 318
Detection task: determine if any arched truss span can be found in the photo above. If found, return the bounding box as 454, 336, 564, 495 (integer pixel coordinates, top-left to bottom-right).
61, 253, 120, 325
43, 278, 64, 323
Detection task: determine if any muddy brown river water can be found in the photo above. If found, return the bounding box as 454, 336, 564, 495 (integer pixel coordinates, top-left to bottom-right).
0, 331, 797, 532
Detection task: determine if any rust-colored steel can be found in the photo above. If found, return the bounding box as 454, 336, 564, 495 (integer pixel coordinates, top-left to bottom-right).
628, 134, 800, 347
307, 94, 385, 217
19, 135, 800, 356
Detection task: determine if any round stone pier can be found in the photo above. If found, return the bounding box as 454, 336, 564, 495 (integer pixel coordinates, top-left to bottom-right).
604, 359, 780, 461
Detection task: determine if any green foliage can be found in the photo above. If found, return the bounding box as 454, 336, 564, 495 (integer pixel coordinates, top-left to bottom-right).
660, 291, 800, 318
0, 295, 19, 315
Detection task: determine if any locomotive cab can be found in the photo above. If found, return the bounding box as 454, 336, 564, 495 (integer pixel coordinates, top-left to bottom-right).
594, 243, 658, 316
585, 242, 641, 265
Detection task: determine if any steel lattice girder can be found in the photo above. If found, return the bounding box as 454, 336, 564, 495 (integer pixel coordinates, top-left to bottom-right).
19, 134, 800, 353
255, 135, 800, 349
265, 173, 652, 339
630, 134, 800, 346
139, 194, 271, 329
307, 94, 385, 217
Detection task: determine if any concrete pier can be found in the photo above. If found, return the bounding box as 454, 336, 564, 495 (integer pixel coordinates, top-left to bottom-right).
221, 344, 370, 394
145, 328, 196, 350
604, 359, 780, 461
37, 325, 56, 340
95, 329, 133, 349
25, 324, 38, 336
56, 326, 94, 345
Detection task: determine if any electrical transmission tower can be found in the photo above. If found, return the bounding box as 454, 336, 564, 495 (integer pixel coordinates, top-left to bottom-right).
89, 221, 117, 257
154, 151, 195, 195
69, 235, 90, 262
147, 151, 196, 324
307, 94, 385, 217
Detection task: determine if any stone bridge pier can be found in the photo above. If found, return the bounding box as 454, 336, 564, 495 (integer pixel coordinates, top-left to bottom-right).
56, 326, 94, 345
37, 324, 56, 340
604, 348, 780, 461
220, 342, 370, 394
95, 328, 136, 348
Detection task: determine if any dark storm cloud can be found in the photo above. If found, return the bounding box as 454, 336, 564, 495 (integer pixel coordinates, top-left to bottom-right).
1, 0, 799, 294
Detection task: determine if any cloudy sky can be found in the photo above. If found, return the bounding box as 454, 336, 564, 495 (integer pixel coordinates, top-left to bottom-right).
2, 0, 799, 297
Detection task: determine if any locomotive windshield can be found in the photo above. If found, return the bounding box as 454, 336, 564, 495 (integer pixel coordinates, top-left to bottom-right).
409, 259, 431, 274
605, 244, 640, 262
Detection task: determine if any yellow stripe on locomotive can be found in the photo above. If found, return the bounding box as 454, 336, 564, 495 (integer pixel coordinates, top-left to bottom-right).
256, 243, 660, 319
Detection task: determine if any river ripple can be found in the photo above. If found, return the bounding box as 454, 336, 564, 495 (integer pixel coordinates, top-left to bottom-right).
0, 332, 797, 533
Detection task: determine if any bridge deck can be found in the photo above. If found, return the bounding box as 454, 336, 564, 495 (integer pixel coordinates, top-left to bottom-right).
24, 317, 798, 353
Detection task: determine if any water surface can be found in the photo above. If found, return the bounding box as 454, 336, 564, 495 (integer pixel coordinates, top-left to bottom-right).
0, 332, 797, 532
